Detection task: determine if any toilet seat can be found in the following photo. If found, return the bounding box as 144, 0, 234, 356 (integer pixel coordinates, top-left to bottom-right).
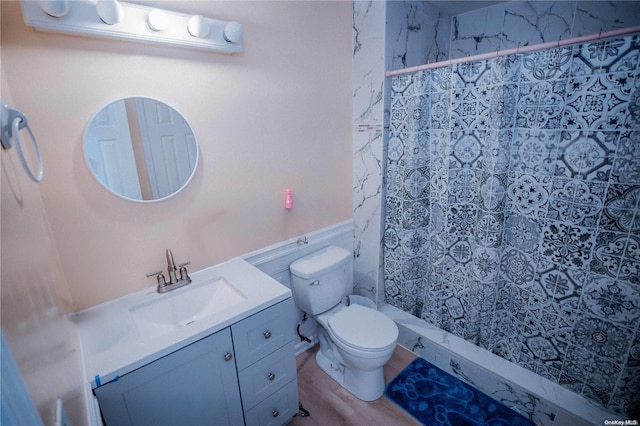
327, 304, 398, 352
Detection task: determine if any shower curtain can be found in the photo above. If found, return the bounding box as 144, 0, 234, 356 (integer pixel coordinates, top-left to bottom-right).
384, 34, 640, 414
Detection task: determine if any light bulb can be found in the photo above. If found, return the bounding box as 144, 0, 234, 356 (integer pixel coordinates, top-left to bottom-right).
187, 15, 210, 38
224, 21, 243, 43
96, 0, 124, 25
38, 0, 69, 17
147, 9, 168, 31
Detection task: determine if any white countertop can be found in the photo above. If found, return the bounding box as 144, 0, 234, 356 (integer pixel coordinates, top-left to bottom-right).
70, 257, 291, 389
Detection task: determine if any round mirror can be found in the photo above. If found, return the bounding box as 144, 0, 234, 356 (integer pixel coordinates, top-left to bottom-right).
83, 97, 199, 202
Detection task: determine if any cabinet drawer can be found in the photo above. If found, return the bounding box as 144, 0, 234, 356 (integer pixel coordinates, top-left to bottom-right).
243, 379, 299, 426
238, 341, 296, 410
232, 298, 294, 370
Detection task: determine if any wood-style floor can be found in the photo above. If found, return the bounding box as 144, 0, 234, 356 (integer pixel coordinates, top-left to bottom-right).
289, 344, 421, 426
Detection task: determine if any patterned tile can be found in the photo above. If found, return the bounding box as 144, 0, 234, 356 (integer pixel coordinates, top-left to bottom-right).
540, 221, 596, 270
471, 247, 501, 282
504, 214, 542, 253
496, 280, 530, 321
430, 66, 452, 92
572, 313, 634, 363
392, 71, 431, 97
386, 164, 403, 195
506, 173, 552, 218
601, 184, 640, 233
402, 167, 430, 199
611, 131, 640, 183
390, 94, 431, 133
580, 274, 640, 326
400, 199, 430, 230
627, 329, 640, 368
515, 80, 566, 129
429, 91, 451, 129
447, 235, 474, 263
608, 366, 640, 417
477, 171, 508, 212
590, 231, 640, 284
563, 72, 634, 130
452, 60, 491, 88
499, 248, 536, 289
474, 212, 504, 248
533, 263, 583, 300
547, 177, 605, 227
451, 131, 483, 167
488, 84, 519, 129
520, 46, 573, 82
562, 346, 620, 394
571, 36, 640, 76
447, 168, 479, 203
488, 310, 524, 362
399, 227, 430, 256
510, 129, 561, 176
475, 129, 512, 173
627, 76, 640, 128
487, 54, 522, 84
451, 86, 491, 130
556, 130, 619, 181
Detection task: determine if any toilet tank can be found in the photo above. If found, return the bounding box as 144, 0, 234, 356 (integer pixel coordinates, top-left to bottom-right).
289, 246, 353, 315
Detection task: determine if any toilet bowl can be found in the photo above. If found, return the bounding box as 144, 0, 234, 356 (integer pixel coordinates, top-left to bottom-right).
289, 246, 399, 401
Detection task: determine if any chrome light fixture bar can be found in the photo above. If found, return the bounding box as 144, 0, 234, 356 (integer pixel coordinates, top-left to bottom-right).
20, 0, 243, 54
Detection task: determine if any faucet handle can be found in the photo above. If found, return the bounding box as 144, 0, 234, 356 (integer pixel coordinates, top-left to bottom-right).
178, 261, 191, 282
146, 270, 167, 287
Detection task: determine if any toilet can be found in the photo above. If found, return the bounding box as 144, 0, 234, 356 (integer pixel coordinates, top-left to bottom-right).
289, 245, 398, 401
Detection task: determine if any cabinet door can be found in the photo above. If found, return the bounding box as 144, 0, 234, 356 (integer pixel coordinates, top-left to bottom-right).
94, 328, 243, 426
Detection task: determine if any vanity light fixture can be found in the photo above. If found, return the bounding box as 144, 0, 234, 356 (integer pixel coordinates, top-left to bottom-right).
20, 0, 243, 54
147, 9, 168, 32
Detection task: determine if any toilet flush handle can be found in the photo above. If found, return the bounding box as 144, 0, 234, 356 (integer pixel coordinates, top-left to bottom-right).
310, 280, 320, 286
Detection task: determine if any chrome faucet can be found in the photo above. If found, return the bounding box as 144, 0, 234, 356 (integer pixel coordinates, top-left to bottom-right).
147, 249, 191, 293
166, 249, 178, 284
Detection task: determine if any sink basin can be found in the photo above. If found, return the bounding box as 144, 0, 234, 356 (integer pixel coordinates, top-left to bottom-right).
131, 277, 246, 341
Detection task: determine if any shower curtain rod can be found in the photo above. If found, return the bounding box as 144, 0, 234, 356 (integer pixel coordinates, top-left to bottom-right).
386, 24, 640, 77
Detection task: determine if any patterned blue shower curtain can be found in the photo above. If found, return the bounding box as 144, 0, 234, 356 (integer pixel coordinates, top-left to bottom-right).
384, 35, 640, 414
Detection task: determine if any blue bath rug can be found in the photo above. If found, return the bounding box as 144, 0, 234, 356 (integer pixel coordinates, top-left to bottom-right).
385, 357, 534, 426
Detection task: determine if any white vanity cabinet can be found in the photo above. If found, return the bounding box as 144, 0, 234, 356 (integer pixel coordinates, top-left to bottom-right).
93, 298, 298, 426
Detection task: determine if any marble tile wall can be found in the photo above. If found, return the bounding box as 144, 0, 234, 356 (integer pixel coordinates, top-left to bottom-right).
353, 0, 386, 305
450, 1, 640, 60
353, 0, 448, 306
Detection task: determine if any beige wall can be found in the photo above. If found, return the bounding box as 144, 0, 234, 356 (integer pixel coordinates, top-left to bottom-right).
1, 0, 353, 311
1, 63, 87, 424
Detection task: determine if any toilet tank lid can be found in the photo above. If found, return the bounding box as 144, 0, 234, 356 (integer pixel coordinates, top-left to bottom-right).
290, 245, 351, 279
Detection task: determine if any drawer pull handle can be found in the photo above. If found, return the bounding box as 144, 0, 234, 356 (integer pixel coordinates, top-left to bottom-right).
272, 409, 280, 418
268, 372, 276, 381
224, 352, 233, 362
263, 330, 272, 339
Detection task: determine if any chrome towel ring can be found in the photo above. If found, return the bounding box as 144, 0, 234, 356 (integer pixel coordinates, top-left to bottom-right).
1, 101, 43, 183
